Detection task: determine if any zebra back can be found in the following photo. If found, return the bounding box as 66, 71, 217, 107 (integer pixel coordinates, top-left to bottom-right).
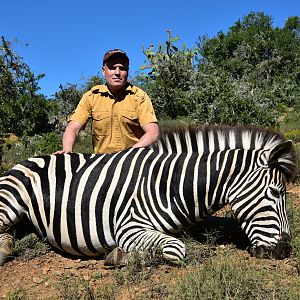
151, 124, 297, 182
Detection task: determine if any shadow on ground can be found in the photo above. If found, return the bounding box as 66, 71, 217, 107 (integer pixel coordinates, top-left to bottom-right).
186, 216, 250, 250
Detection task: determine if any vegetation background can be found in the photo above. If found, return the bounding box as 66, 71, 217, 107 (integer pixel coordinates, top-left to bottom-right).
0, 11, 300, 299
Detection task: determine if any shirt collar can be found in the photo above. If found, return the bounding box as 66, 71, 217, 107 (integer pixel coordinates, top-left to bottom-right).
91, 83, 134, 95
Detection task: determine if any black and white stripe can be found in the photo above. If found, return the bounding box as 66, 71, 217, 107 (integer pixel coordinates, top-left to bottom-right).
0, 125, 296, 264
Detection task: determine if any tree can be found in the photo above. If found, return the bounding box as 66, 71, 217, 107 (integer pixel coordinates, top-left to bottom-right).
52, 74, 104, 132
140, 30, 198, 119
139, 12, 300, 126
0, 37, 53, 136
197, 12, 300, 110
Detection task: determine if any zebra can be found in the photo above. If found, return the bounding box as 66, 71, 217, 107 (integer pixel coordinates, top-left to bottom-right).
0, 125, 297, 266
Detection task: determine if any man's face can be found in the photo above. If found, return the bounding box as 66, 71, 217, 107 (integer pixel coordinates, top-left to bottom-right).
102, 55, 129, 91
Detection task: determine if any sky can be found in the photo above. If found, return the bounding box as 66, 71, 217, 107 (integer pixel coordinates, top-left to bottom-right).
1, 0, 299, 98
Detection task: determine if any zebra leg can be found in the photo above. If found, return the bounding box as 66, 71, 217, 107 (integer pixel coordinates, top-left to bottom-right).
115, 228, 186, 264
0, 233, 13, 266
104, 247, 127, 266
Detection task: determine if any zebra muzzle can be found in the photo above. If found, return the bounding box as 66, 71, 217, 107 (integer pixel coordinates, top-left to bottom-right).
271, 233, 292, 259
249, 233, 291, 260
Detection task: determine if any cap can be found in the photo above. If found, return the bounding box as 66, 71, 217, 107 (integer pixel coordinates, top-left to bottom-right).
102, 49, 129, 66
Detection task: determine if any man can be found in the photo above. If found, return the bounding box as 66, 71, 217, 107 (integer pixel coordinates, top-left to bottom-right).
57, 49, 159, 154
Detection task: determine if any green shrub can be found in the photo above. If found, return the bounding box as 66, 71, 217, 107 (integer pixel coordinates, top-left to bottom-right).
0, 132, 62, 174
170, 253, 300, 300
284, 130, 300, 144
7, 288, 29, 300
288, 194, 300, 272
55, 272, 117, 300
140, 14, 300, 126
12, 233, 50, 261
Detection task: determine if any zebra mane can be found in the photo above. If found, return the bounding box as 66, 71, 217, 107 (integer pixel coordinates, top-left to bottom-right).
150, 124, 297, 182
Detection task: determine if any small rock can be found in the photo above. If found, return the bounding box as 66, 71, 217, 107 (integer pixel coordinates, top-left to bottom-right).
77, 261, 89, 269
64, 264, 74, 269
31, 264, 40, 270
33, 277, 43, 284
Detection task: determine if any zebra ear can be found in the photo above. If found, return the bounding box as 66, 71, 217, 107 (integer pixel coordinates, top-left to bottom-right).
268, 140, 293, 166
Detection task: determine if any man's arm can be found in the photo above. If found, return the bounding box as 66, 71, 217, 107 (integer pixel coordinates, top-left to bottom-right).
132, 122, 159, 149
54, 121, 83, 154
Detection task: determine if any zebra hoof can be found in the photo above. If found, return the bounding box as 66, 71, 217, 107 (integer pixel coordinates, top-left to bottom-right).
104, 247, 127, 267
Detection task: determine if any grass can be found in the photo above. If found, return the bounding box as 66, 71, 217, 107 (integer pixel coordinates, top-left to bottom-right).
280, 108, 300, 183
279, 109, 300, 135
169, 253, 300, 300
7, 288, 29, 300
12, 233, 51, 261
293, 143, 300, 183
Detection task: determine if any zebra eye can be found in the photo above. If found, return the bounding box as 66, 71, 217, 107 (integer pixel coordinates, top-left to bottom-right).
269, 187, 281, 198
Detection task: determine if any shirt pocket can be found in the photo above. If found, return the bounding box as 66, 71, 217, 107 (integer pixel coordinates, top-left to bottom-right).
92, 111, 111, 136
121, 110, 143, 137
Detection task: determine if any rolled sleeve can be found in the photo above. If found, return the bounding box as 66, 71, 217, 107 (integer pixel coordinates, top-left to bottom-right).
68, 93, 91, 126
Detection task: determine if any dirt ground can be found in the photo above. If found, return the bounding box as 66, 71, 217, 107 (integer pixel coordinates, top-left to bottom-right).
0, 184, 299, 299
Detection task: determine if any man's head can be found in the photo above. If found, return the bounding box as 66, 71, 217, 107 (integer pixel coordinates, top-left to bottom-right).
102, 49, 130, 94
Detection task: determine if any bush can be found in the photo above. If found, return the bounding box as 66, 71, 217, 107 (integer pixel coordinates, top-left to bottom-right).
0, 37, 56, 137
0, 132, 62, 174
284, 130, 300, 144
140, 13, 300, 126
12, 233, 50, 261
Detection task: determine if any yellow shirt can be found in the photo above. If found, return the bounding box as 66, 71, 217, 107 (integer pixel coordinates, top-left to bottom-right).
69, 83, 157, 154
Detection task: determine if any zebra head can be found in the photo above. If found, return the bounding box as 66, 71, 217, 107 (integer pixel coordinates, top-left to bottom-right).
230, 140, 296, 260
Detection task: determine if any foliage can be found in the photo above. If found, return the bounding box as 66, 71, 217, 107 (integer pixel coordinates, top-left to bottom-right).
0, 127, 94, 174
30, 131, 62, 154
52, 75, 104, 133
0, 37, 55, 136
193, 12, 300, 125
68, 124, 94, 153
284, 130, 300, 144
84, 74, 104, 91
55, 272, 118, 300
140, 13, 300, 126
12, 233, 51, 261
140, 30, 198, 119
7, 288, 29, 300
51, 82, 83, 135
0, 132, 62, 174
170, 252, 300, 299
279, 109, 300, 183
0, 37, 104, 141
280, 109, 300, 132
